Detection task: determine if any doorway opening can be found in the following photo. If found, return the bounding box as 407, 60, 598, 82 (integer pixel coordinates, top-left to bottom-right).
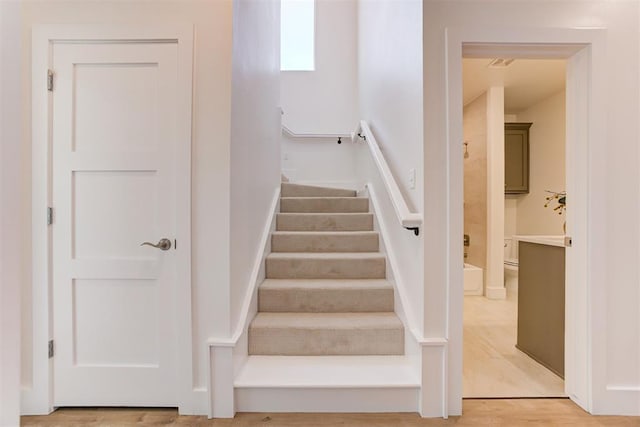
445, 34, 601, 413
462, 57, 568, 397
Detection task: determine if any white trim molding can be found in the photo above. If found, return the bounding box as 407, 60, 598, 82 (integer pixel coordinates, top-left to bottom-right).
443, 25, 609, 416
0, 2, 22, 425
365, 184, 420, 337
207, 187, 280, 418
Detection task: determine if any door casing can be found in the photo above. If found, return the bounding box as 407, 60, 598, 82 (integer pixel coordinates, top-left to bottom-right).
27, 24, 194, 415
443, 26, 606, 415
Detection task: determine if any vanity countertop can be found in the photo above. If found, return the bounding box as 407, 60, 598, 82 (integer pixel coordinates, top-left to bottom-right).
513, 235, 565, 247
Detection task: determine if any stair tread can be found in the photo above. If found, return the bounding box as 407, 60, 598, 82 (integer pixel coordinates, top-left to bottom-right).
250, 312, 402, 329
281, 183, 357, 198
276, 213, 374, 232
260, 279, 392, 290
235, 355, 419, 388
271, 230, 379, 252
267, 252, 384, 259
280, 196, 369, 213
259, 279, 394, 313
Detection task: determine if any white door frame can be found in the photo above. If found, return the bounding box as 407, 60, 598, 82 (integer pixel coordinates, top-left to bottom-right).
445, 26, 607, 414
26, 24, 194, 415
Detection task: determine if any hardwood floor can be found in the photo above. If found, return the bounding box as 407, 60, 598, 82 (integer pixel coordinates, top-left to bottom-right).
463, 284, 565, 397
21, 400, 640, 426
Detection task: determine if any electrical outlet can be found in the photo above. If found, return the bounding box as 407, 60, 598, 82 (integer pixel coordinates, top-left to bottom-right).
409, 168, 416, 189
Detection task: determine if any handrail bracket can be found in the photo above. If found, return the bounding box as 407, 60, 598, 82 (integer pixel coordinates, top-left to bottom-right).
404, 226, 420, 236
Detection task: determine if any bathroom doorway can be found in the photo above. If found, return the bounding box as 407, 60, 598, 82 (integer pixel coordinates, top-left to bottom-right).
461, 57, 568, 397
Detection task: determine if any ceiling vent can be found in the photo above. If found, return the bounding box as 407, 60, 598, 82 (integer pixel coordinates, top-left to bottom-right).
487, 58, 515, 68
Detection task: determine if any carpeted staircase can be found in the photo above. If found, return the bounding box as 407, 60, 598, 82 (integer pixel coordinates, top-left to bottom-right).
248, 183, 405, 356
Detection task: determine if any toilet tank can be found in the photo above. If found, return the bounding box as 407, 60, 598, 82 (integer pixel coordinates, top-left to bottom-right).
504, 237, 519, 262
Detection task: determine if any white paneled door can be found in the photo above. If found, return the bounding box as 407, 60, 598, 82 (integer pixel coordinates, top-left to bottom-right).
51, 42, 183, 406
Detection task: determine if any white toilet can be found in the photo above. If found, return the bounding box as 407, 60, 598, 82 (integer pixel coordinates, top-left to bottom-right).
504, 237, 519, 290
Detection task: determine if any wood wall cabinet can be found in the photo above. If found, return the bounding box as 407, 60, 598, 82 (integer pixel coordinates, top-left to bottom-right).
505, 122, 532, 194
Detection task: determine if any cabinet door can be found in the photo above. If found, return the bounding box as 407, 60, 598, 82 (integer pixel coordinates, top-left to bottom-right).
505, 123, 531, 194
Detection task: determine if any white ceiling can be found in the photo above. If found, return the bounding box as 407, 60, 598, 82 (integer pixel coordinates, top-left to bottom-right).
463, 58, 566, 113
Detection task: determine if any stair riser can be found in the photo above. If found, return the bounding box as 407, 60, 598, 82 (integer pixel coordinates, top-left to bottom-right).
281, 184, 357, 198
266, 257, 385, 279
276, 214, 373, 232
280, 198, 369, 213
235, 388, 419, 413
259, 288, 394, 312
271, 233, 379, 252
248, 328, 404, 356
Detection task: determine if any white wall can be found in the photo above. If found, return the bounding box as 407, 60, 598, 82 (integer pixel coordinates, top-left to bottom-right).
424, 0, 640, 416
281, 0, 358, 134
515, 90, 566, 235
358, 0, 424, 334
358, 0, 423, 213
356, 4, 427, 411
504, 197, 517, 237
0, 1, 22, 425
19, 0, 234, 414
281, 136, 361, 187
230, 0, 281, 334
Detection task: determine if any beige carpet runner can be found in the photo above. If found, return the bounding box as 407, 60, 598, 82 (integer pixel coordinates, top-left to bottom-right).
248, 183, 404, 356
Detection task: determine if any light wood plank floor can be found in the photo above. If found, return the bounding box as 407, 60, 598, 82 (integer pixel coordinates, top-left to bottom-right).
21, 400, 640, 426
463, 285, 565, 397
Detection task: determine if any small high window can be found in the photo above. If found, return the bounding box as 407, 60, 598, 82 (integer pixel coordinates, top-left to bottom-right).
281, 0, 315, 71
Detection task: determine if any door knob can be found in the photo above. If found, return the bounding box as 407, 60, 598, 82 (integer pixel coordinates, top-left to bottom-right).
140, 238, 172, 251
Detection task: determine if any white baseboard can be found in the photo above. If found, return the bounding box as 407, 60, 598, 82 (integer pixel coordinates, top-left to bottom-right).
20, 386, 52, 416
178, 388, 208, 415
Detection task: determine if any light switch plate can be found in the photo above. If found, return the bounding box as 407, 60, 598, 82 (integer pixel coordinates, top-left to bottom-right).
409, 168, 416, 189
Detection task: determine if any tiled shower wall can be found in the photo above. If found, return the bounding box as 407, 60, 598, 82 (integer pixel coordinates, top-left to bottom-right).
463, 93, 487, 269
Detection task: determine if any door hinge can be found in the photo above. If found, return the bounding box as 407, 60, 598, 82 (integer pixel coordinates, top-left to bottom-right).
47, 70, 54, 91
47, 207, 53, 225
48, 340, 54, 359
